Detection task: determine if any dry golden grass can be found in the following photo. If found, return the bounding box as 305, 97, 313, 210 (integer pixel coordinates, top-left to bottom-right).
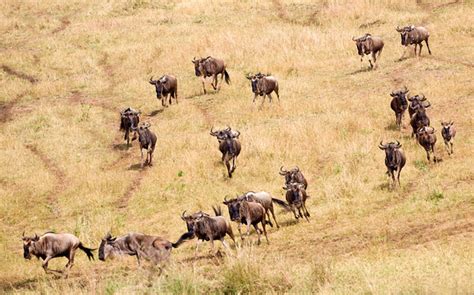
1, 0, 473, 293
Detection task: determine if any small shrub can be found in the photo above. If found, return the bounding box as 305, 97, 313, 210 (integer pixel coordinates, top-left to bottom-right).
428, 190, 444, 203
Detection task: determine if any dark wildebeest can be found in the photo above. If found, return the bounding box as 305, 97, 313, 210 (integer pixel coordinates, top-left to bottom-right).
192, 56, 230, 94
396, 25, 432, 59
132, 122, 157, 168
246, 73, 280, 105
408, 94, 430, 118
281, 182, 310, 221
378, 141, 406, 188
149, 75, 178, 107
441, 121, 456, 155
279, 166, 308, 189
417, 126, 437, 162
390, 87, 409, 130
352, 33, 384, 69
410, 103, 431, 138
120, 108, 140, 146
210, 126, 241, 178
174, 207, 235, 256
22, 232, 95, 275
99, 232, 174, 265
222, 196, 269, 244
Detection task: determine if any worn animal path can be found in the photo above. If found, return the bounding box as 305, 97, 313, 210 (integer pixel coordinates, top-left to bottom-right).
1, 65, 38, 84
51, 16, 71, 34
24, 144, 67, 215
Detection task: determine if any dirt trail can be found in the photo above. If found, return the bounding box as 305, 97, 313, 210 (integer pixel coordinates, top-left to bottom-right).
25, 144, 66, 215
52, 16, 71, 34
1, 65, 38, 84
116, 170, 148, 209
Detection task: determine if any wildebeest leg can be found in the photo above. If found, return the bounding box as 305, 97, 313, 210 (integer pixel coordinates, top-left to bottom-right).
400, 46, 408, 60
450, 142, 454, 154
275, 88, 280, 102
173, 90, 178, 104
269, 206, 279, 228
425, 38, 432, 55
148, 149, 153, 166
426, 148, 431, 162
140, 149, 145, 168
253, 224, 262, 245
265, 211, 273, 228
252, 93, 258, 103
125, 129, 130, 146
260, 221, 269, 244
200, 76, 207, 94
260, 95, 266, 108
292, 207, 299, 219
194, 239, 202, 258
231, 156, 237, 173
444, 141, 450, 155
168, 93, 172, 106
396, 168, 402, 187
41, 256, 56, 274
238, 223, 243, 240
418, 43, 423, 56
212, 74, 218, 90
225, 158, 232, 178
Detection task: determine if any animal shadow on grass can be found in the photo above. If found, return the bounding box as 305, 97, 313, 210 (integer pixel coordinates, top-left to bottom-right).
384, 122, 400, 131
148, 109, 164, 117
128, 163, 143, 170
113, 143, 129, 151
348, 67, 373, 75
1, 277, 40, 292
279, 219, 299, 227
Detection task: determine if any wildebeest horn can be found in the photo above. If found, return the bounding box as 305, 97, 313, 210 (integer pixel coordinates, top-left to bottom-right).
395, 140, 402, 148
402, 86, 408, 93
225, 126, 231, 132
210, 127, 217, 135
378, 141, 386, 149
22, 231, 25, 238
149, 76, 155, 84
234, 130, 240, 137
396, 26, 402, 32
181, 210, 187, 219
419, 94, 426, 101
450, 121, 454, 125
352, 36, 357, 41
279, 166, 288, 175
295, 166, 300, 171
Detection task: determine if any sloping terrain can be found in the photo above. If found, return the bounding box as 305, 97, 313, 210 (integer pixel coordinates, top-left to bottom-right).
0, 0, 473, 293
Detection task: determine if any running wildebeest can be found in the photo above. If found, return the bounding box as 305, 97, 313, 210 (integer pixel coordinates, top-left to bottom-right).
192, 56, 230, 94
120, 107, 140, 146
99, 232, 174, 265
132, 122, 157, 168
352, 33, 384, 69
417, 126, 437, 162
210, 126, 241, 178
396, 25, 432, 59
174, 207, 235, 256
22, 232, 95, 275
279, 166, 308, 189
378, 141, 406, 188
280, 182, 310, 221
441, 121, 456, 155
390, 87, 409, 130
149, 75, 178, 107
410, 103, 431, 138
408, 94, 430, 118
246, 73, 280, 105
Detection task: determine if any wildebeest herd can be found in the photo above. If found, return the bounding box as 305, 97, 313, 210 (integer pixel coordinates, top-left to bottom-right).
22, 25, 459, 276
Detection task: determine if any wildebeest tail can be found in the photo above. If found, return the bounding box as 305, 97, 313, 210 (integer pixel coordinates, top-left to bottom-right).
172, 231, 195, 248
272, 198, 291, 211
79, 243, 96, 261
224, 70, 230, 84
212, 205, 222, 216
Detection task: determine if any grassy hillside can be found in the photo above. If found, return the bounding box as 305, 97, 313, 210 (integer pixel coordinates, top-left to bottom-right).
1, 0, 473, 293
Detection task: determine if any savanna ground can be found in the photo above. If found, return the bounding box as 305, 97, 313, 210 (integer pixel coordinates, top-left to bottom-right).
1, 0, 473, 293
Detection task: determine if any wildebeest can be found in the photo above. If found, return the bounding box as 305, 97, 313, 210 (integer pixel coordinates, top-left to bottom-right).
22, 232, 95, 275
378, 141, 406, 187
417, 126, 437, 162
246, 73, 280, 105
120, 107, 140, 146
410, 103, 431, 138
279, 166, 308, 189
408, 94, 430, 118
192, 56, 230, 94
210, 126, 241, 178
238, 199, 269, 244
99, 232, 174, 265
441, 121, 456, 155
132, 122, 157, 168
390, 87, 409, 130
396, 25, 432, 58
174, 207, 236, 256
281, 182, 310, 221
352, 33, 384, 69
149, 75, 178, 107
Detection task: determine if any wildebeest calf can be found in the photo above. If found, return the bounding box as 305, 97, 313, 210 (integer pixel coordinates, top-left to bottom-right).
246, 73, 280, 105
390, 87, 409, 130
210, 126, 241, 178
133, 122, 157, 168
120, 107, 140, 146
281, 182, 310, 222
417, 126, 437, 162
22, 232, 95, 275
99, 232, 174, 265
410, 103, 431, 138
441, 121, 456, 155
279, 166, 308, 189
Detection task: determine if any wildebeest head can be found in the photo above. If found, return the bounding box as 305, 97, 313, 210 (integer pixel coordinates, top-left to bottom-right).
22, 232, 39, 260
210, 126, 240, 142
279, 166, 301, 185
378, 141, 402, 168
396, 25, 414, 46
246, 73, 267, 95
408, 94, 430, 109
181, 210, 208, 232
120, 108, 140, 131
283, 182, 304, 203
390, 86, 409, 105
417, 126, 436, 137
132, 123, 152, 147
223, 196, 242, 222
99, 233, 116, 261
352, 34, 372, 55
149, 76, 168, 99
192, 57, 210, 77
441, 121, 454, 133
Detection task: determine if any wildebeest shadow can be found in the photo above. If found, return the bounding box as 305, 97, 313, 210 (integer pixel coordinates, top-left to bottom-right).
347, 67, 373, 75
0, 277, 39, 292
128, 163, 143, 170
180, 253, 224, 264
384, 123, 399, 131
279, 219, 300, 227
113, 143, 129, 151
395, 57, 410, 63
148, 109, 164, 117
185, 92, 203, 100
